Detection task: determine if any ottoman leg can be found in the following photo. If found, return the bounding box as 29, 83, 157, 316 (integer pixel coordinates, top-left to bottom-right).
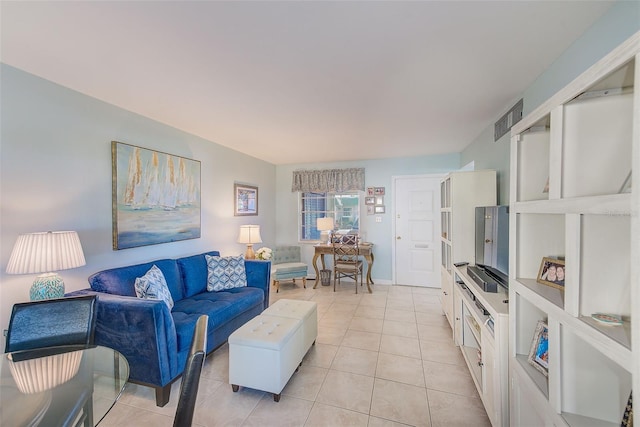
302, 277, 307, 288
232, 384, 239, 392
273, 393, 281, 402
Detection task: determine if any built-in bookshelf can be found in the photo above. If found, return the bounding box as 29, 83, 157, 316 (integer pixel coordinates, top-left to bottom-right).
509, 31, 639, 427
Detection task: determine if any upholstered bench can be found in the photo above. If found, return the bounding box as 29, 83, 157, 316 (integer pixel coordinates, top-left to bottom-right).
271, 246, 308, 293
228, 299, 317, 401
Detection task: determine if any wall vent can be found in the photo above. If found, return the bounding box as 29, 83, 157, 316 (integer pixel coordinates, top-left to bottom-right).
494, 98, 523, 141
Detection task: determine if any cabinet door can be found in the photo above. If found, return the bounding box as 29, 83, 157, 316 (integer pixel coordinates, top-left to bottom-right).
453, 285, 463, 346
481, 329, 498, 426
441, 269, 453, 328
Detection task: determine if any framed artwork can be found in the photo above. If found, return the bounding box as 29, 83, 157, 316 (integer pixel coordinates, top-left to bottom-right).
112, 141, 201, 250
366, 206, 374, 215
374, 205, 385, 214
367, 187, 375, 196
536, 257, 565, 289
365, 196, 375, 205
527, 320, 549, 377
375, 196, 384, 205
234, 184, 258, 216
374, 187, 385, 195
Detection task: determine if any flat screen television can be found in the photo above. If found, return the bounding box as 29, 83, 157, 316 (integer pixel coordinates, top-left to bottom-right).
467, 205, 509, 292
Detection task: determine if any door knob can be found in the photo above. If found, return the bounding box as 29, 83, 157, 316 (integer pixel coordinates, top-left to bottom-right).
397, 236, 401, 240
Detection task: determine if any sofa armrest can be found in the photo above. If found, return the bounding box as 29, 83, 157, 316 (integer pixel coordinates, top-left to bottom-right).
244, 260, 271, 310
66, 289, 179, 387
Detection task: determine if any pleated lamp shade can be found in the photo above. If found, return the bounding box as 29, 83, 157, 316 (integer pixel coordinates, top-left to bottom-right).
6, 231, 86, 300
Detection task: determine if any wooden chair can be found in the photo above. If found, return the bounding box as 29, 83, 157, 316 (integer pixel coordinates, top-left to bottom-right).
173, 315, 208, 427
332, 235, 363, 294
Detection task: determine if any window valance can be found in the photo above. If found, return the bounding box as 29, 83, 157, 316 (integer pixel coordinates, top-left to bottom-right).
291, 168, 365, 193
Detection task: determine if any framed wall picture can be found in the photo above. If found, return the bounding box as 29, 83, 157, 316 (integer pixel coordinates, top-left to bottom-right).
536, 257, 565, 289
365, 196, 375, 205
527, 320, 549, 377
374, 205, 385, 214
367, 205, 374, 215
374, 187, 385, 195
375, 196, 384, 205
112, 141, 201, 250
234, 184, 258, 216
367, 187, 375, 196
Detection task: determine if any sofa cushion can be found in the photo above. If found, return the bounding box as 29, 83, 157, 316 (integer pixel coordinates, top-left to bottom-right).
177, 251, 221, 298
89, 259, 184, 302
171, 287, 264, 352
206, 255, 247, 291
134, 265, 175, 310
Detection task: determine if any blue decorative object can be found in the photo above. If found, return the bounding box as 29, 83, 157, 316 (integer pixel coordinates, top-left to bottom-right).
30, 273, 65, 301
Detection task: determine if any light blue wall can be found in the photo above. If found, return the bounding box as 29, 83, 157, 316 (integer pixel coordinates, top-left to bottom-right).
462, 0, 640, 205
276, 154, 461, 283
0, 64, 276, 342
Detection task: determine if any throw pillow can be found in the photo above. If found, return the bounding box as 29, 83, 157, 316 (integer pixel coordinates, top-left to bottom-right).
134, 265, 174, 310
205, 254, 247, 291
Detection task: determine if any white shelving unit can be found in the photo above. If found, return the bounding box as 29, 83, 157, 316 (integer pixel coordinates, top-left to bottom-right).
509, 31, 639, 426
440, 171, 497, 330
454, 265, 509, 427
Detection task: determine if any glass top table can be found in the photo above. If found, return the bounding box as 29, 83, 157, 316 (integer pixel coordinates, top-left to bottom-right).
1, 345, 129, 426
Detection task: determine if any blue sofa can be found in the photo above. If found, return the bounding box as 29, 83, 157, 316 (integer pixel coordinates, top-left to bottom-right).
68, 251, 270, 406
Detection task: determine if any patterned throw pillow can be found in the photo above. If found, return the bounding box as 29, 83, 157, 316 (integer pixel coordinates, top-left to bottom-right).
134, 265, 174, 310
205, 255, 247, 292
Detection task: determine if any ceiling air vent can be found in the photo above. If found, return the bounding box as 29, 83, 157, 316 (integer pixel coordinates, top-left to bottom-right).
494, 98, 523, 141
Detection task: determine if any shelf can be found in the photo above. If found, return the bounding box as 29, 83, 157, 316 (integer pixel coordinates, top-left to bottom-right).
561, 412, 619, 427
560, 325, 632, 424
515, 278, 564, 311
465, 315, 481, 343
578, 316, 631, 350
514, 355, 548, 400
516, 117, 550, 203
513, 193, 631, 215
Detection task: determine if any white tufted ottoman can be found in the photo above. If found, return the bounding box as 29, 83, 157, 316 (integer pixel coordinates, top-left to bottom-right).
228, 299, 318, 401
263, 299, 318, 354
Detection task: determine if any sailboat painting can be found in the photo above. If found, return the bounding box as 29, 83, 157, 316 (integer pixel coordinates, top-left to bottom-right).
112, 141, 201, 250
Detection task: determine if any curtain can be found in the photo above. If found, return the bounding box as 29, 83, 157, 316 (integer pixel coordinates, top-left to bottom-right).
291, 168, 365, 193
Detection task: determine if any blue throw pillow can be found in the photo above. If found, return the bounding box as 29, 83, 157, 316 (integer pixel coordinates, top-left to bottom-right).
134, 265, 174, 310
205, 254, 247, 291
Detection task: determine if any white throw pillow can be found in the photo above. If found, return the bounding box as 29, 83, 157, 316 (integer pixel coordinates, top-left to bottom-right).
134, 265, 174, 310
206, 254, 247, 291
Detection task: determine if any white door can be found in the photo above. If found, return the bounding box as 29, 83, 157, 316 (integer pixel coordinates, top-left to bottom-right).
393, 176, 441, 287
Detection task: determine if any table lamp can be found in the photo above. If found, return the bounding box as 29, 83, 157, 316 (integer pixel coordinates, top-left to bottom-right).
237, 225, 262, 259
316, 217, 334, 245
6, 231, 86, 301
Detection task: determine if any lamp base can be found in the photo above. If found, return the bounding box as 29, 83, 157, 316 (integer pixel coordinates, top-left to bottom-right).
30, 273, 64, 301
244, 244, 256, 260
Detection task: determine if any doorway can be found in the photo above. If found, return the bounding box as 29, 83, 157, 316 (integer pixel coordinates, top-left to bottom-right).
392, 175, 443, 287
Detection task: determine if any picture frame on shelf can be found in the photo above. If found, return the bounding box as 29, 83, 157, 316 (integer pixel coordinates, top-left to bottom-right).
374, 205, 385, 214
365, 196, 375, 205
234, 183, 258, 216
527, 320, 549, 377
536, 257, 565, 290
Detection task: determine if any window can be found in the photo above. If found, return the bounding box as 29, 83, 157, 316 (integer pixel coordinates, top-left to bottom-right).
299, 192, 360, 241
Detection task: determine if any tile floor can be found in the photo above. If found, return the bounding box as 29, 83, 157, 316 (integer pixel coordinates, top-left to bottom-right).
99, 281, 491, 427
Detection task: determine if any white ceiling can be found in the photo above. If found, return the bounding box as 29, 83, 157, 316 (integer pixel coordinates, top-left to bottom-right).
1, 1, 614, 165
